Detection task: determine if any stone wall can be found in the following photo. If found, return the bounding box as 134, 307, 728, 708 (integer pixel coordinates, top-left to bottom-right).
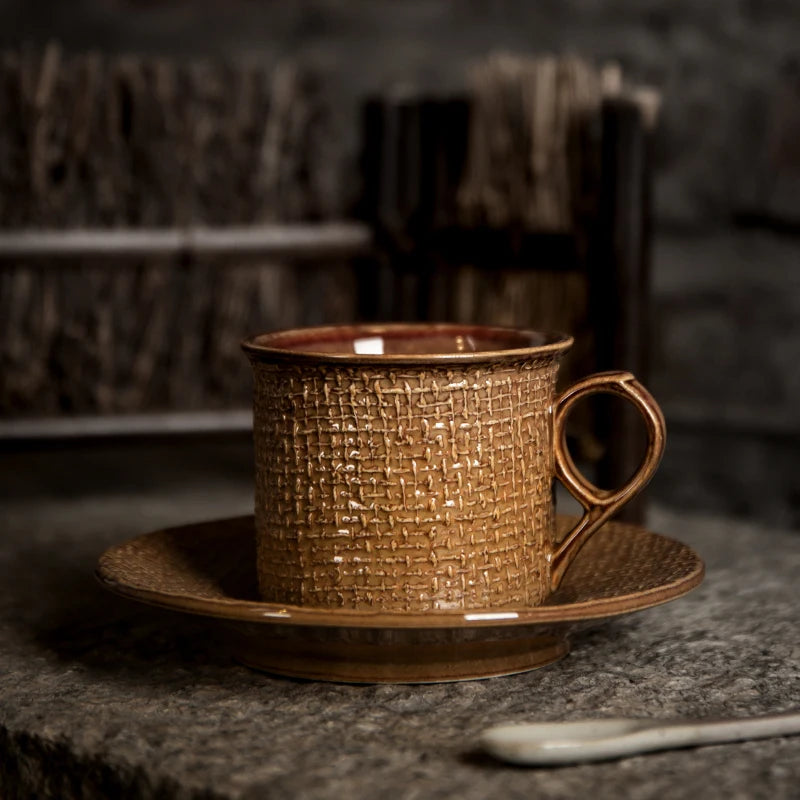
3, 0, 799, 524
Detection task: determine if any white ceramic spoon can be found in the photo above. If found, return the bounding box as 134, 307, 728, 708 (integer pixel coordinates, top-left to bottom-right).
481, 711, 800, 766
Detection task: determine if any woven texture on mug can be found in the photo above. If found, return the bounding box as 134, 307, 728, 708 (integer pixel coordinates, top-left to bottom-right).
252, 357, 559, 611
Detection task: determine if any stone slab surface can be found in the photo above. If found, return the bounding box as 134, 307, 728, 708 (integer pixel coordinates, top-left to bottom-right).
1, 443, 799, 799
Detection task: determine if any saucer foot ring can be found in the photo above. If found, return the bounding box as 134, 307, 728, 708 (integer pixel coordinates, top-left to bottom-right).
226, 628, 569, 684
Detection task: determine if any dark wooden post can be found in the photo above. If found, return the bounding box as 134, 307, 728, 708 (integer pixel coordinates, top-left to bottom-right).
592, 98, 654, 523
356, 93, 470, 321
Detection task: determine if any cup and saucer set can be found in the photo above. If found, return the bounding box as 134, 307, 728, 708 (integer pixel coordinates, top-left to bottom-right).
97, 324, 704, 684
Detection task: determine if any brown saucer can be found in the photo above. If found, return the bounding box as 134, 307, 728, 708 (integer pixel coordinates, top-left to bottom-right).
96, 515, 704, 683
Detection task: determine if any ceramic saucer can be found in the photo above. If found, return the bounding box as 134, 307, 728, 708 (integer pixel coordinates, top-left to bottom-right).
96, 515, 704, 683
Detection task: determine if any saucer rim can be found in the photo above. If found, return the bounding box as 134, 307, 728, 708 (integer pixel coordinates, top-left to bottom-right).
96, 515, 705, 631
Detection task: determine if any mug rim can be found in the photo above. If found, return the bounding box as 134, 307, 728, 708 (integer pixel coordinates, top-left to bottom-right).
242, 323, 573, 365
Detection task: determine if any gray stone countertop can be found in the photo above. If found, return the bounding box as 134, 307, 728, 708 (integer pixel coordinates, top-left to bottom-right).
1, 442, 799, 799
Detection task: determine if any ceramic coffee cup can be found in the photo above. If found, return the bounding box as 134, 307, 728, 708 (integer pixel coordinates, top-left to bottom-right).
242, 323, 665, 612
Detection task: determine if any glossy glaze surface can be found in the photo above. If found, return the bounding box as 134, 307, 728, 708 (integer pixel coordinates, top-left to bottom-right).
243, 323, 666, 612
242, 323, 571, 364
95, 514, 704, 629
95, 514, 704, 682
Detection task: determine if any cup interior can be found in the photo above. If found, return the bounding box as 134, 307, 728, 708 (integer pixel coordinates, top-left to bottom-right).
246, 324, 570, 359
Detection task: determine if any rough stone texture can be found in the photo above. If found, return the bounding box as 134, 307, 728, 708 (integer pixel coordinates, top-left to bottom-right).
1, 441, 799, 798
654, 426, 800, 531
648, 230, 800, 526
652, 231, 800, 428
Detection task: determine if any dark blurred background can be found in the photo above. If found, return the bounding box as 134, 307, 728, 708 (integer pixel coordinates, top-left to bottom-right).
2, 0, 799, 527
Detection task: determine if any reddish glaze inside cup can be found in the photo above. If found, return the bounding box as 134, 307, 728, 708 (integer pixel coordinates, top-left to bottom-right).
243, 323, 571, 362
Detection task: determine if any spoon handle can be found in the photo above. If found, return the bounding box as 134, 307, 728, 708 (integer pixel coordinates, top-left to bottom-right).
482, 711, 800, 765
661, 710, 800, 747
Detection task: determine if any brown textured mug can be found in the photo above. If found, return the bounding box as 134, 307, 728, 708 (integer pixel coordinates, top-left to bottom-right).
242, 323, 665, 612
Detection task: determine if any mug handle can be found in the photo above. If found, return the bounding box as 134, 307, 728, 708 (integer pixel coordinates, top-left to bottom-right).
548, 371, 666, 591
